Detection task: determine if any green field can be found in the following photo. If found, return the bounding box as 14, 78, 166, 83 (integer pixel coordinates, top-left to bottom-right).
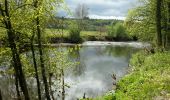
45, 29, 107, 38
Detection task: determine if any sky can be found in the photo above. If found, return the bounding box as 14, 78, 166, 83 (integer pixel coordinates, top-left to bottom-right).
58, 0, 139, 20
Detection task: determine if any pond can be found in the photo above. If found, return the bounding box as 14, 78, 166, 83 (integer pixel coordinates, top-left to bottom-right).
0, 42, 150, 100
62, 41, 150, 100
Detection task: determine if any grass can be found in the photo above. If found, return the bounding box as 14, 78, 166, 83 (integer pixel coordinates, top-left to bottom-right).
45, 28, 132, 43
45, 28, 107, 39
81, 50, 170, 100
113, 51, 170, 100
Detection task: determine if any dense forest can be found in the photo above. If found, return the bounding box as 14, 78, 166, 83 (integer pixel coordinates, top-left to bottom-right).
0, 0, 170, 100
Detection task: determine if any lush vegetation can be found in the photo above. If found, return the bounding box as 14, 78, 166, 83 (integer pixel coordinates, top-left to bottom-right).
45, 18, 132, 43
96, 0, 170, 99
0, 0, 170, 99
107, 22, 129, 41
124, 0, 170, 46
114, 51, 170, 99
81, 51, 170, 100
68, 23, 82, 43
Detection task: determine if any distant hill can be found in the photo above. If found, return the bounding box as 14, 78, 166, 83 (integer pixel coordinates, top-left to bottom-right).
47, 17, 123, 31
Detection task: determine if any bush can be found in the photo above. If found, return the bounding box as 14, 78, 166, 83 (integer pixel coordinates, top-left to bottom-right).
107, 23, 129, 40
114, 23, 128, 38
68, 23, 82, 43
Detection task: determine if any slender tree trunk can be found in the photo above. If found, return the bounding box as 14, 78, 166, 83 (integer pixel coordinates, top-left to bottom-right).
61, 69, 65, 100
15, 74, 21, 100
49, 73, 55, 100
31, 32, 41, 100
156, 0, 163, 47
36, 17, 51, 100
168, 2, 170, 23
0, 89, 2, 100
162, 0, 168, 48
0, 1, 30, 100
33, 0, 51, 99
168, 2, 170, 46
62, 17, 64, 40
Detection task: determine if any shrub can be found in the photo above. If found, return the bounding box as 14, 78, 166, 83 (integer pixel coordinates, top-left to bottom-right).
114, 23, 128, 39
107, 25, 116, 38
68, 23, 82, 43
107, 23, 129, 40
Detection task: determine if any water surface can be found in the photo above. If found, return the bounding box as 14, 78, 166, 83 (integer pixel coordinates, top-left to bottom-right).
64, 45, 138, 100
0, 42, 148, 100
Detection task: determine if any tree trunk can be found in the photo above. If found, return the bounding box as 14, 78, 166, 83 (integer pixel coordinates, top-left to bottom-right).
167, 2, 170, 46
49, 73, 55, 100
15, 74, 21, 100
36, 17, 51, 100
0, 1, 30, 100
33, 0, 51, 99
31, 32, 41, 100
168, 2, 170, 23
156, 0, 162, 47
162, 0, 168, 48
0, 89, 2, 100
61, 69, 65, 100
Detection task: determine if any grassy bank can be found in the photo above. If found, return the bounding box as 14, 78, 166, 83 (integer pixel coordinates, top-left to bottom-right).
84, 51, 170, 100
45, 29, 132, 43
100, 51, 170, 100
45, 29, 107, 42
0, 28, 133, 45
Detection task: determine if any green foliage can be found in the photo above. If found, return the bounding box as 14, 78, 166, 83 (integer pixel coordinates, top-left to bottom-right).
0, 48, 12, 74
0, 28, 7, 41
125, 0, 170, 46
107, 25, 116, 38
114, 51, 170, 99
68, 23, 82, 43
114, 23, 128, 38
107, 22, 128, 39
125, 5, 156, 41
46, 48, 79, 74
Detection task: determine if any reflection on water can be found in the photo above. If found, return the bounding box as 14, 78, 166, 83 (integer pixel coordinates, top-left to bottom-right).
64, 46, 137, 100
0, 45, 138, 100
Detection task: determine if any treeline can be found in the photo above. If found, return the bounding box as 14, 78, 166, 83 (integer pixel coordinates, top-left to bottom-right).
125, 0, 170, 48
46, 18, 134, 43
47, 17, 123, 31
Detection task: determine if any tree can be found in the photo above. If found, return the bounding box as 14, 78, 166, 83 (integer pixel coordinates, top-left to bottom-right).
125, 1, 156, 41
156, 0, 162, 47
162, 0, 170, 48
0, 89, 2, 100
114, 23, 127, 39
33, 0, 51, 99
1, 0, 64, 99
46, 48, 79, 100
0, 1, 30, 100
75, 3, 89, 19
30, 31, 41, 100
125, 0, 170, 48
107, 22, 128, 39
32, 0, 65, 99
74, 3, 89, 30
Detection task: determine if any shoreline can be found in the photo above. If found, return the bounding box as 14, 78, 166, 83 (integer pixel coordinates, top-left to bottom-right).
33, 41, 150, 48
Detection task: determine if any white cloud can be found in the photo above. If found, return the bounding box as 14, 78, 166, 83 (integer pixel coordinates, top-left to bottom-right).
89, 15, 126, 20
58, 0, 139, 19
